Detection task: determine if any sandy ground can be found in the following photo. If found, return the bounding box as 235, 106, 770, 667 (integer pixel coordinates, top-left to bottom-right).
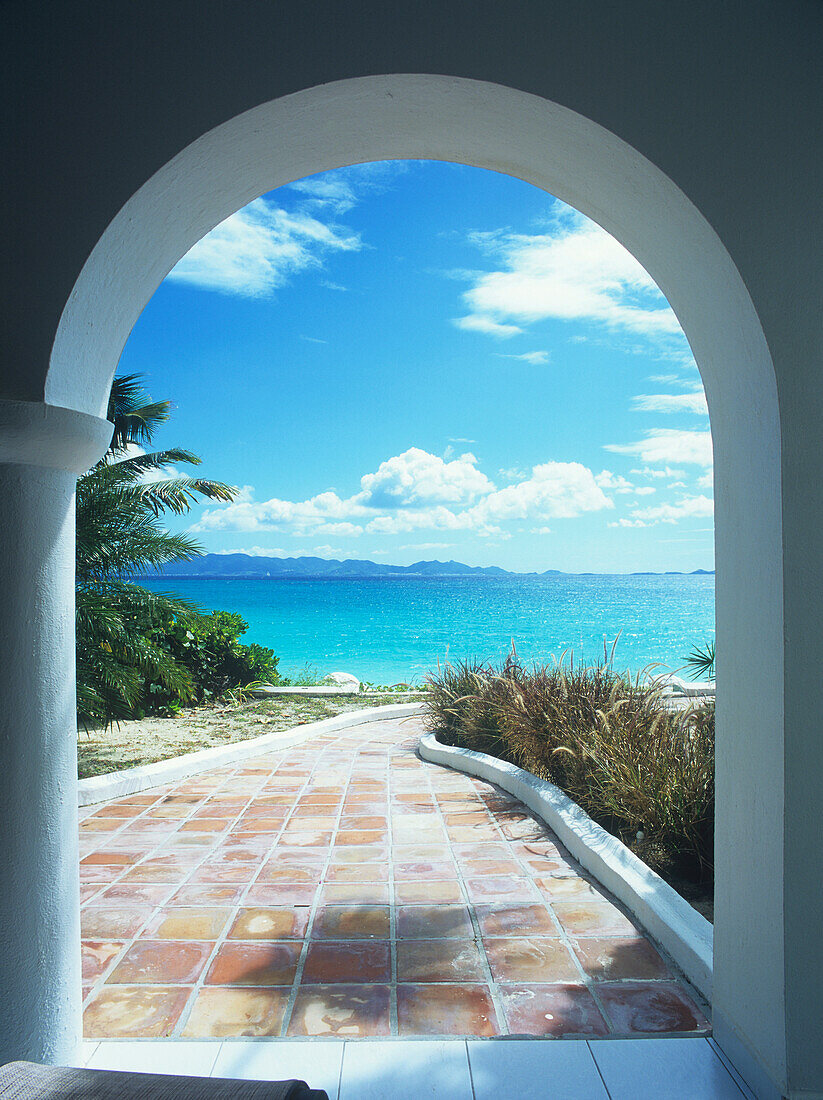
77, 693, 426, 779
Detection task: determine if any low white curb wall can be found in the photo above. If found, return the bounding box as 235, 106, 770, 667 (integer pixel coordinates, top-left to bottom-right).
78, 703, 424, 807
418, 731, 713, 1001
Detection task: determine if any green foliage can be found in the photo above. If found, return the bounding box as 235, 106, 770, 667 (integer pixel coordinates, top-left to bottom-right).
424, 646, 715, 883
157, 611, 279, 706
684, 639, 715, 681
76, 374, 262, 727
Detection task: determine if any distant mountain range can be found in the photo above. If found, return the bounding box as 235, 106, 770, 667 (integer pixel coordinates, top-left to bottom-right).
137, 553, 714, 579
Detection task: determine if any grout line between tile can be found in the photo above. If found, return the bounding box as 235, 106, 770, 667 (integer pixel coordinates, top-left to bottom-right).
424, 758, 508, 1036
585, 1039, 616, 1099
463, 1038, 477, 1100
279, 737, 358, 1036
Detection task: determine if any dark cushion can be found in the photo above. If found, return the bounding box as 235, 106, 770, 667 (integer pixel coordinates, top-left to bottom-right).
0, 1062, 329, 1100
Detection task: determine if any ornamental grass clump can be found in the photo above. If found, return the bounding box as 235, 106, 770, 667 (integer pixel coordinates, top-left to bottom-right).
424, 647, 714, 885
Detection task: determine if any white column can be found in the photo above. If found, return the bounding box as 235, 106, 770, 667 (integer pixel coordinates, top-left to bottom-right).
0, 401, 110, 1065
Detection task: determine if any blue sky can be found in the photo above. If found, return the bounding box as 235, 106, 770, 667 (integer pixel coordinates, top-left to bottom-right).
119, 160, 713, 574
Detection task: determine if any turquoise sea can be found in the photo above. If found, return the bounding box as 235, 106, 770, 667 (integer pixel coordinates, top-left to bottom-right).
140, 573, 715, 686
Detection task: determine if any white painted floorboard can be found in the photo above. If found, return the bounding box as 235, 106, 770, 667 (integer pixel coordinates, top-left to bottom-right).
339, 1040, 473, 1100
79, 1037, 755, 1099
589, 1039, 748, 1100
468, 1039, 609, 1100
213, 1041, 344, 1099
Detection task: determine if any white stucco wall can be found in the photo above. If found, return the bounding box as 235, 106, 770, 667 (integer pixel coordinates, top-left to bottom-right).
1, 4, 821, 1095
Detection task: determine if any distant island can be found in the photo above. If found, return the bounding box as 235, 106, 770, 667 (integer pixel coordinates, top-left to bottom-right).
137, 554, 714, 580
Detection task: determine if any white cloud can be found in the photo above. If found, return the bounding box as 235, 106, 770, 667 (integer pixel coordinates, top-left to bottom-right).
606, 429, 713, 468
193, 449, 614, 543
632, 392, 708, 415
595, 470, 635, 494
609, 519, 651, 529
533, 526, 553, 535
631, 466, 687, 480
630, 495, 714, 524
499, 351, 550, 365
499, 466, 528, 482
633, 486, 656, 496
191, 488, 368, 534
696, 471, 714, 490
469, 462, 613, 525
453, 314, 522, 338
288, 175, 358, 214
454, 213, 684, 345
359, 447, 493, 510
167, 197, 361, 298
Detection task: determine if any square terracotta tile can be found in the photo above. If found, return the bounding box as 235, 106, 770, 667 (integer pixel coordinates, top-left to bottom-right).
206, 942, 301, 986
394, 880, 464, 904
311, 905, 391, 940
396, 906, 473, 939
84, 986, 192, 1038
459, 859, 527, 877
108, 940, 212, 984
552, 899, 638, 937
283, 814, 337, 829
397, 939, 486, 982
443, 811, 493, 826
81, 850, 144, 866
475, 903, 558, 938
144, 907, 231, 940
179, 818, 232, 832
79, 864, 125, 883
392, 844, 450, 861
334, 829, 387, 846
188, 862, 256, 884
228, 907, 311, 940
483, 936, 579, 983
597, 981, 710, 1034
257, 862, 323, 886
245, 883, 318, 906
464, 876, 540, 905
182, 986, 290, 1037
81, 907, 152, 939
392, 861, 458, 881
168, 885, 246, 906
275, 829, 332, 847
339, 815, 387, 830
324, 864, 389, 884
120, 861, 192, 884
534, 876, 600, 900
235, 817, 288, 834
82, 941, 124, 982
452, 842, 512, 860
329, 845, 387, 864
446, 826, 501, 843
500, 983, 609, 1036
288, 984, 391, 1037
302, 942, 391, 983
95, 884, 172, 906
571, 936, 670, 981
319, 883, 390, 905
397, 984, 499, 1037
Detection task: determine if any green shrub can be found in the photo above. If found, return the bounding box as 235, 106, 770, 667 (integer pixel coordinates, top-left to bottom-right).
424, 650, 714, 884
149, 610, 279, 710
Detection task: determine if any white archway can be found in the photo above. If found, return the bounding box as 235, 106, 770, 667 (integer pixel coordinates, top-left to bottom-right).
48, 76, 784, 1092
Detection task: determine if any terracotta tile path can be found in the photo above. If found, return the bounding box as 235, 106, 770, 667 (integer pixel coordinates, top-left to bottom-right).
79, 717, 710, 1041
